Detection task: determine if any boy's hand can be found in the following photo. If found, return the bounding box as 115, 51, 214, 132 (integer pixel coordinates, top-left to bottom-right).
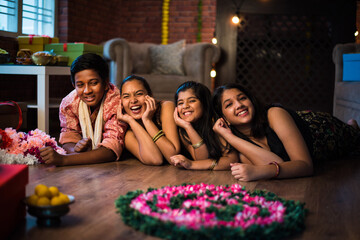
40, 147, 65, 166
74, 138, 92, 152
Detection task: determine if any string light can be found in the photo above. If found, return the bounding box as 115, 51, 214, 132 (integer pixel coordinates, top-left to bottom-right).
210, 68, 217, 78
231, 0, 245, 25
211, 31, 217, 44
232, 14, 240, 24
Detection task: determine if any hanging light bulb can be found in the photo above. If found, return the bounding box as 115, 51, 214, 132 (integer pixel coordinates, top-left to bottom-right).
211, 31, 217, 45
232, 9, 240, 24
355, 31, 359, 37
232, 15, 240, 24
210, 68, 217, 78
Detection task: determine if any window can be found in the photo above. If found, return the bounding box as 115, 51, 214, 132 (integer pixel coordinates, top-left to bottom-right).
0, 0, 56, 37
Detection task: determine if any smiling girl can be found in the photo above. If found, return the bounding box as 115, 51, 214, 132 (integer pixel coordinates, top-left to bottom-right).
118, 75, 180, 165
39, 53, 127, 166
170, 81, 238, 170
212, 83, 360, 181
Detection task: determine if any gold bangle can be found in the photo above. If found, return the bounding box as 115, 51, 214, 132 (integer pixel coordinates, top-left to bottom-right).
152, 130, 163, 141
208, 159, 218, 170
153, 132, 165, 142
192, 139, 204, 149
269, 161, 280, 178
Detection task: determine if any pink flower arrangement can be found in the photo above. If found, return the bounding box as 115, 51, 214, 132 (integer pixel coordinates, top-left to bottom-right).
0, 127, 66, 164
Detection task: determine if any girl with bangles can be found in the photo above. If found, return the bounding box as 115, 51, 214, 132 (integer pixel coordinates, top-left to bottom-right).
117, 75, 180, 165
212, 83, 360, 181
170, 81, 239, 170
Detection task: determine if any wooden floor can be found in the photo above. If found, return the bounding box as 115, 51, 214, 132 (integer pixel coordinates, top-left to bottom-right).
8, 155, 360, 240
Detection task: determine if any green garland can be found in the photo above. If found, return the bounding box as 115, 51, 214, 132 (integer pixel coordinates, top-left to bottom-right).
197, 0, 203, 42
115, 183, 307, 240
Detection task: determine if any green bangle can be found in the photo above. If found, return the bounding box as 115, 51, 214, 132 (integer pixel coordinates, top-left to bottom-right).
192, 139, 204, 149
153, 132, 165, 142
152, 130, 164, 142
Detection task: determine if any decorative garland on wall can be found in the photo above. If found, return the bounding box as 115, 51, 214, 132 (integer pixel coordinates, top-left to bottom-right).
116, 183, 307, 239
161, 0, 171, 45
197, 0, 203, 42
162, 0, 203, 44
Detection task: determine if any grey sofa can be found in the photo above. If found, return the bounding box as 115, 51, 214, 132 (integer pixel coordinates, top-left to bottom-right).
103, 38, 220, 101
332, 42, 360, 123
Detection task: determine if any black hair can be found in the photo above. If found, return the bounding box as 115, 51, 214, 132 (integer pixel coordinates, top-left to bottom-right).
212, 83, 268, 142
70, 53, 109, 85
120, 75, 153, 96
175, 81, 223, 160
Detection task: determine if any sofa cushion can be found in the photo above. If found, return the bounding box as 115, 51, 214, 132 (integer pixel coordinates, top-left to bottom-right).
129, 42, 154, 74
138, 74, 192, 100
149, 40, 186, 75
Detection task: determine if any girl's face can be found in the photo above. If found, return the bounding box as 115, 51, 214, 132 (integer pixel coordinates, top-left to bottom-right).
176, 89, 203, 123
121, 80, 148, 120
74, 69, 108, 109
221, 88, 254, 127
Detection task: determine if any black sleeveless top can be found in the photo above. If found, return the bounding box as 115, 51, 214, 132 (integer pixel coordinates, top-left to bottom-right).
264, 104, 313, 162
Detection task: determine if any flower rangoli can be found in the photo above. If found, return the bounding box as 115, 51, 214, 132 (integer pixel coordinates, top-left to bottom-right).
116, 183, 306, 239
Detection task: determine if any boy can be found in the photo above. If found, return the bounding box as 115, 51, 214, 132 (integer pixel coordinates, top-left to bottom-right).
40, 53, 127, 166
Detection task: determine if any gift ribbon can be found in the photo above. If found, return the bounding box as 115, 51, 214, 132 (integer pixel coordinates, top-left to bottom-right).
27, 34, 53, 44
0, 101, 23, 130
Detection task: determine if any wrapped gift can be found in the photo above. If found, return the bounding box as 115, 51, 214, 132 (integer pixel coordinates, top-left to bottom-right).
17, 35, 59, 53
45, 42, 103, 66
343, 53, 360, 81
0, 165, 28, 239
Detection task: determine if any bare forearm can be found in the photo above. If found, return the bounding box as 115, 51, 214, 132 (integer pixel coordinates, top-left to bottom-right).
225, 133, 284, 165
128, 120, 163, 165
143, 119, 179, 163
62, 142, 76, 154
60, 147, 116, 166
182, 126, 209, 160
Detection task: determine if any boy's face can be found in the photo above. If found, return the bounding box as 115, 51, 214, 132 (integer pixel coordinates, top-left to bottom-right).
74, 69, 108, 109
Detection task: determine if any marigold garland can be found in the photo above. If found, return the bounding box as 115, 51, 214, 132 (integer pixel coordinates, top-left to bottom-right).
161, 0, 171, 45
116, 183, 307, 239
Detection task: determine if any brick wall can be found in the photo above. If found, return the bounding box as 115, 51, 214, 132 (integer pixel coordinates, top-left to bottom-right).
58, 0, 216, 44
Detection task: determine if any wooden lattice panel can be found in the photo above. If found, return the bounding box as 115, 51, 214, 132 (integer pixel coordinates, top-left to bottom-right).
236, 14, 334, 112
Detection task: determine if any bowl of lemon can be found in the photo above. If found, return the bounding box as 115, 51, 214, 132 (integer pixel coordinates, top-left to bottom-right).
25, 184, 75, 227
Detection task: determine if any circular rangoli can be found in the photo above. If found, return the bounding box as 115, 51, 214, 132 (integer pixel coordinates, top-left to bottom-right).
115, 183, 306, 239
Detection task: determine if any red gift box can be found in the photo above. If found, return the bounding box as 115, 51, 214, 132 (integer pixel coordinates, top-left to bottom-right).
0, 165, 29, 239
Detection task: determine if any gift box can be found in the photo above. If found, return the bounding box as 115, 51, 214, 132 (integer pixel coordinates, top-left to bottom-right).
0, 165, 29, 239
45, 42, 103, 66
343, 53, 360, 81
18, 35, 59, 53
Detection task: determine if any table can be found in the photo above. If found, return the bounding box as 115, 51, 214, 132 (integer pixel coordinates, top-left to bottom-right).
0, 65, 70, 133
7, 155, 360, 240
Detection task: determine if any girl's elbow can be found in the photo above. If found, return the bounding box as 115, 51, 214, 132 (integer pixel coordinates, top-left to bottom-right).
142, 155, 163, 166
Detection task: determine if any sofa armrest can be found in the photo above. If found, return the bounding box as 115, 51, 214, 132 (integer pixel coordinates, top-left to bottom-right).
332, 43, 360, 82
183, 43, 220, 90
103, 38, 132, 87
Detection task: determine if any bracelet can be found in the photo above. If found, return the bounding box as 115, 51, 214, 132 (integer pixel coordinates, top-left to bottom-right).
153, 130, 165, 142
269, 161, 280, 178
208, 159, 218, 170
192, 139, 204, 149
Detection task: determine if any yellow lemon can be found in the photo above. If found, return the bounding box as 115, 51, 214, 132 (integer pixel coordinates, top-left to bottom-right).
49, 186, 60, 197
27, 194, 39, 205
58, 193, 70, 204
35, 184, 52, 198
37, 197, 50, 206
50, 196, 63, 206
